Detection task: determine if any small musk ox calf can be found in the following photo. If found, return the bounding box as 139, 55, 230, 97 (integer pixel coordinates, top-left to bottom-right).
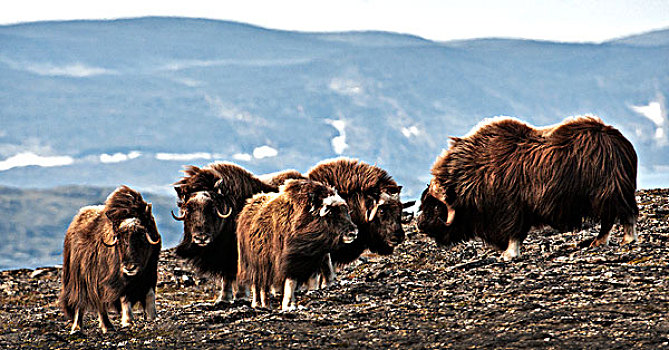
60, 186, 161, 334
417, 116, 638, 261
237, 179, 358, 311
306, 158, 413, 284
172, 162, 277, 303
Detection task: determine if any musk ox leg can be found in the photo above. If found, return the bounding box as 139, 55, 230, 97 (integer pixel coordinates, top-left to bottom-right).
622, 219, 638, 245
501, 238, 521, 262
307, 274, 323, 291
144, 288, 157, 321
120, 296, 134, 328
270, 285, 279, 297
214, 277, 234, 304
308, 254, 337, 291
322, 253, 336, 288
70, 307, 84, 334
591, 219, 613, 247
97, 309, 113, 334
250, 284, 259, 308
233, 281, 248, 301
259, 288, 270, 309
281, 278, 298, 312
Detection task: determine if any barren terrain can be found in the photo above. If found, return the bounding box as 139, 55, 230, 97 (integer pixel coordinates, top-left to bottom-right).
1, 189, 667, 349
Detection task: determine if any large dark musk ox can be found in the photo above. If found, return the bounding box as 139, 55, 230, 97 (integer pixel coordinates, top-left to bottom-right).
306, 158, 414, 282
236, 179, 358, 311
417, 116, 639, 261
172, 162, 277, 303
60, 186, 162, 334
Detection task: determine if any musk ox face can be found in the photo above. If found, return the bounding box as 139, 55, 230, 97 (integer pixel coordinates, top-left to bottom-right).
318, 193, 358, 245
105, 204, 161, 277
368, 198, 405, 250
416, 187, 457, 246
285, 179, 358, 245
172, 191, 232, 247
365, 187, 406, 253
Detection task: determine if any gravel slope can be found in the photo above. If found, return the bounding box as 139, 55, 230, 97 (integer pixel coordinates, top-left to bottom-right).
1, 189, 667, 349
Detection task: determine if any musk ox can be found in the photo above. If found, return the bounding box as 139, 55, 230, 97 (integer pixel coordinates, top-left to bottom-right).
172, 162, 277, 303
236, 179, 358, 311
306, 158, 412, 272
60, 186, 161, 334
417, 116, 638, 261
259, 169, 306, 187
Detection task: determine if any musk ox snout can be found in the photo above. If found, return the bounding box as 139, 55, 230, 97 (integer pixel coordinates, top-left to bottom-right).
416, 187, 453, 243
191, 233, 212, 246
342, 226, 358, 244
122, 263, 139, 276
389, 229, 405, 246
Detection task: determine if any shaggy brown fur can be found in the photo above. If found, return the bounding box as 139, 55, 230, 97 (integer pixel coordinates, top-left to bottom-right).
259, 169, 307, 187
172, 162, 277, 303
306, 158, 406, 265
417, 116, 638, 260
236, 179, 357, 311
60, 186, 161, 333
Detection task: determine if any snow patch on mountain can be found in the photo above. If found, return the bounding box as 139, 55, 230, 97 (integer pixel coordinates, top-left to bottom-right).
0, 152, 74, 171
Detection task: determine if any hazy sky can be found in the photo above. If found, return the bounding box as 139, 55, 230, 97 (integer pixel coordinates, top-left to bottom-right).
2, 0, 668, 42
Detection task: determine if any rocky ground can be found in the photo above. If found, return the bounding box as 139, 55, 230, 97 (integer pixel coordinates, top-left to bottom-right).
1, 189, 668, 349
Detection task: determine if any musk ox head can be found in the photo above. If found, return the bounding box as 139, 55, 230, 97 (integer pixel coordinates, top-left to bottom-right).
286, 179, 358, 245
104, 187, 161, 277
364, 185, 407, 254
172, 188, 232, 247
416, 185, 469, 247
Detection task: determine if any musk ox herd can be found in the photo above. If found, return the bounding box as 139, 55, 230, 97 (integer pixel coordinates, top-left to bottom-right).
60, 115, 640, 334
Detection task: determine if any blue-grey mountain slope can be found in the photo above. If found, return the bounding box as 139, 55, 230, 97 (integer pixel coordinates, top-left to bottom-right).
1, 17, 668, 200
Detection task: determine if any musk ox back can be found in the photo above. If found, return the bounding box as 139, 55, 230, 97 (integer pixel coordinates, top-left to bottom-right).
60, 186, 161, 334
236, 179, 358, 311
306, 158, 410, 266
259, 169, 306, 187
417, 116, 638, 261
172, 162, 276, 303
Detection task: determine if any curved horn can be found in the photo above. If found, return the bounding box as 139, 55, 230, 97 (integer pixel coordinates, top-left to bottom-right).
367, 199, 379, 222
445, 205, 455, 226
102, 232, 118, 247
367, 192, 393, 222
171, 209, 185, 221
428, 180, 456, 226
216, 205, 232, 219
145, 230, 161, 245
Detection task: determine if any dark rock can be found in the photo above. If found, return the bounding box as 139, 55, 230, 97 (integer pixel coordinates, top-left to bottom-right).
1, 189, 668, 349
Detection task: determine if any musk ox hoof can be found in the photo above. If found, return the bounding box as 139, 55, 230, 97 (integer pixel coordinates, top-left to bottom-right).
212, 299, 234, 308
69, 329, 82, 336
589, 237, 610, 248
621, 236, 638, 246
280, 306, 297, 312
500, 253, 518, 262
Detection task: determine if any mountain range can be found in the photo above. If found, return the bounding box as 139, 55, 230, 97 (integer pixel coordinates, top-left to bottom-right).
1, 17, 668, 199
0, 17, 668, 268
